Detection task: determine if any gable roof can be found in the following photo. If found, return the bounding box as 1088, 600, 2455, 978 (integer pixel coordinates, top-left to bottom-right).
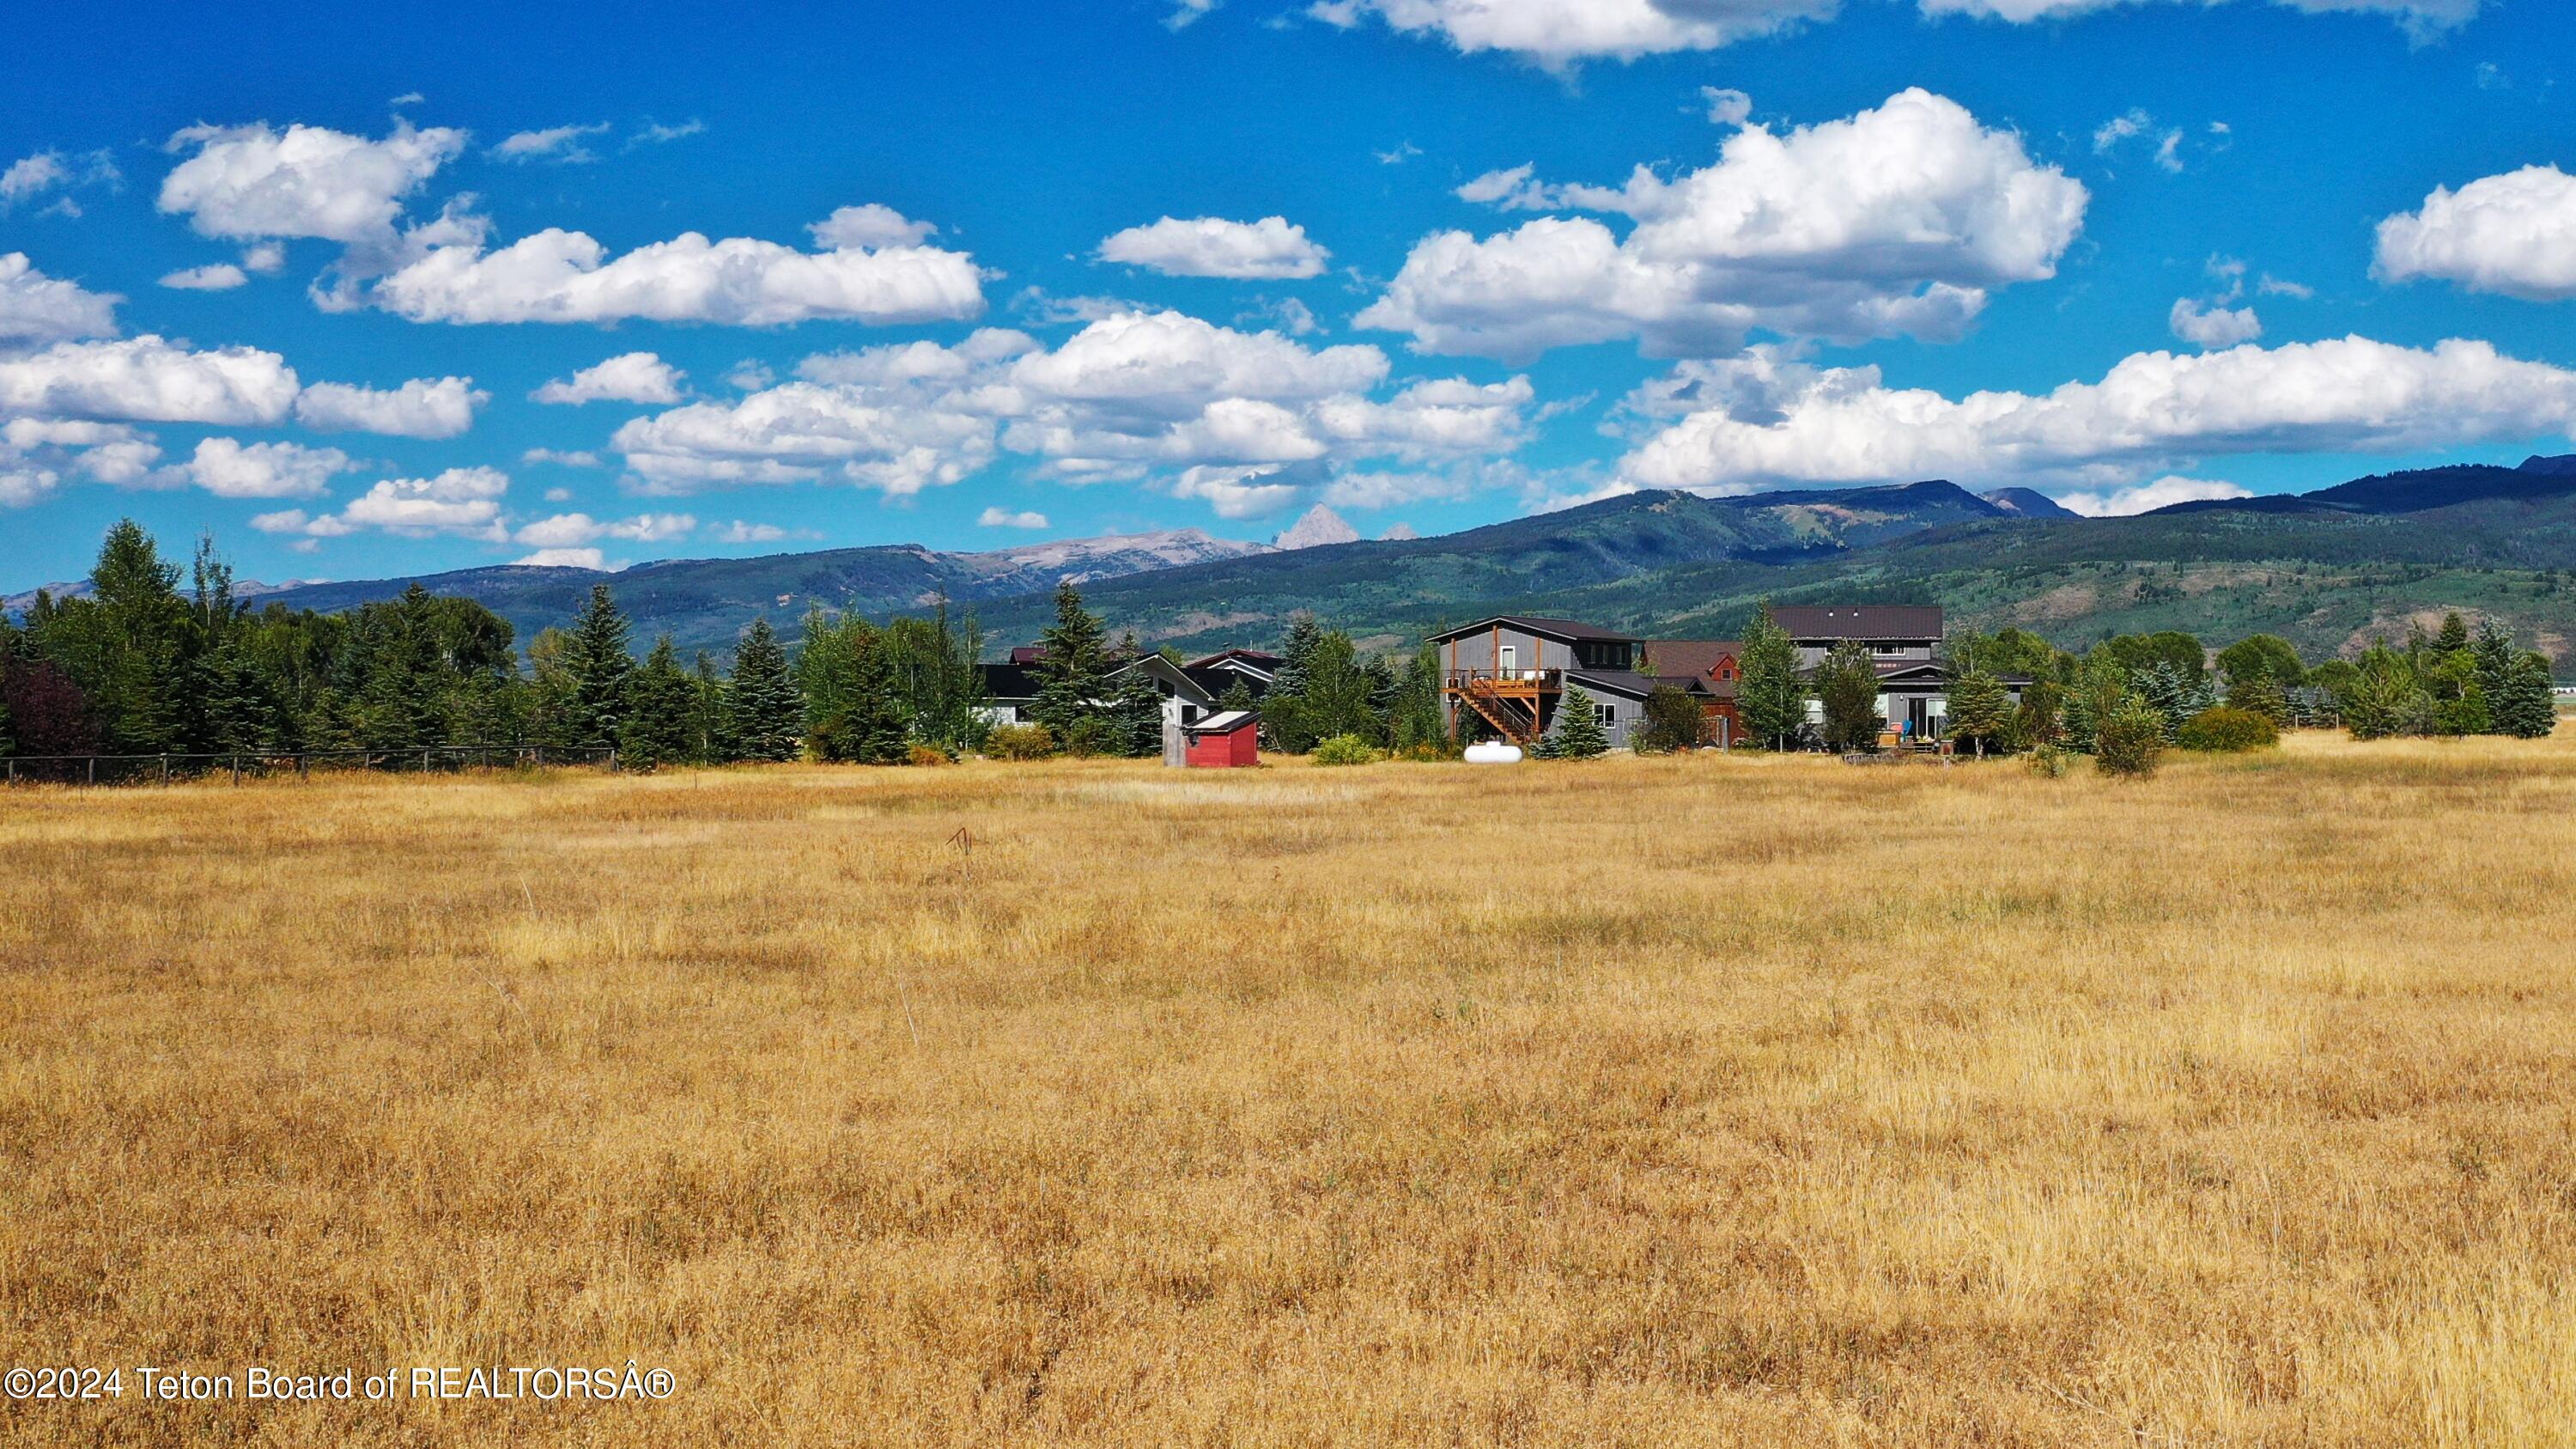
1641, 639, 1742, 680
1772, 605, 1944, 641
1185, 648, 1282, 671
1428, 615, 1637, 646
1112, 653, 1217, 703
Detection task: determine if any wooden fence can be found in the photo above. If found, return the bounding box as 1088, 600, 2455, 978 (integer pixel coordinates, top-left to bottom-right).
1, 746, 617, 788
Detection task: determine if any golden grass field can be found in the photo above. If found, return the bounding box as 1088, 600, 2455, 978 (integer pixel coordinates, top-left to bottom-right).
5, 730, 2576, 1446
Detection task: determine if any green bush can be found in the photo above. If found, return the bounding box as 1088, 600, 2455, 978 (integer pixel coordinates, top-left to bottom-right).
2177, 706, 2279, 752
2025, 744, 2070, 778
1312, 734, 1379, 766
984, 722, 1054, 760
2094, 703, 2167, 778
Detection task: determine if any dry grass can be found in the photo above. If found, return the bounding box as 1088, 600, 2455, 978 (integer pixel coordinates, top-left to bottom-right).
5, 731, 2576, 1446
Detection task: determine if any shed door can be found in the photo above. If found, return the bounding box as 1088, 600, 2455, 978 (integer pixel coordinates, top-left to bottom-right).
1498, 643, 1516, 678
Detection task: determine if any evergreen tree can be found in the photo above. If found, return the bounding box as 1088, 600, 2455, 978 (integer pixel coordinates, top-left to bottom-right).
618, 636, 699, 770
1273, 613, 1324, 700
2013, 679, 2066, 751
34, 520, 193, 753
1946, 669, 2010, 756
2436, 612, 2471, 655
1031, 583, 1110, 745
203, 646, 279, 754
2497, 652, 2560, 739
1736, 603, 1805, 749
559, 585, 634, 748
1110, 636, 1167, 758
2344, 644, 2433, 740
726, 618, 803, 761
2228, 673, 2290, 727
1218, 678, 1257, 713
810, 619, 911, 764
2471, 620, 2517, 732
1814, 640, 1883, 752
1549, 685, 1612, 759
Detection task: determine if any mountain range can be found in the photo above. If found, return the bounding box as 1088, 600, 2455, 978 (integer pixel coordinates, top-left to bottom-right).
15, 457, 2576, 669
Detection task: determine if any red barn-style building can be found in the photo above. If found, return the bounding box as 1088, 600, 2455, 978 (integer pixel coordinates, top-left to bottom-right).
1182, 710, 1260, 768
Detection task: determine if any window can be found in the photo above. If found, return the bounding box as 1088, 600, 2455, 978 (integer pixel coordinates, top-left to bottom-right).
1595, 703, 1617, 725
1498, 644, 1516, 673
1874, 642, 1907, 656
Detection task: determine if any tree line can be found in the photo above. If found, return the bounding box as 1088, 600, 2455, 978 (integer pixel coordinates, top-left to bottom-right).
0, 521, 988, 772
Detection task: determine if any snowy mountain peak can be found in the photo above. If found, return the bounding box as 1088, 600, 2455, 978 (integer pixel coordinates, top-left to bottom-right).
1273, 504, 1360, 551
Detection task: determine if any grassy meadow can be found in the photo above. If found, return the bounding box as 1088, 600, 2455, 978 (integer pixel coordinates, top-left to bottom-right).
4, 731, 2576, 1446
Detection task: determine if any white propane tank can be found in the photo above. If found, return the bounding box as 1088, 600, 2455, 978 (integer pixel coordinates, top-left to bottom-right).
1463, 742, 1525, 764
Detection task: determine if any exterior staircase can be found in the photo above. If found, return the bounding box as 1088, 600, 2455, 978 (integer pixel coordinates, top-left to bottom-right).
1455, 677, 1543, 746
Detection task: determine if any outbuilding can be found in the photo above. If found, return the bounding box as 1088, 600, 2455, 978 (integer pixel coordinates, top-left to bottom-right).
1182, 709, 1260, 769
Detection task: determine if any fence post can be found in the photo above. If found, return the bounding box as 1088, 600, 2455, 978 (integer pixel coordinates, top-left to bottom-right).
88, 758, 96, 786
608, 746, 617, 773
161, 754, 170, 786
232, 753, 241, 786
299, 753, 308, 781
423, 747, 432, 774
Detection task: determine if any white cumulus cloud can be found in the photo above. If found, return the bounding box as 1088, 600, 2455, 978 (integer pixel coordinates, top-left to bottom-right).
160, 264, 249, 291
1097, 216, 1331, 280
610, 310, 1538, 504
1360, 88, 2087, 362
808, 204, 939, 250
491, 123, 609, 164
511, 510, 696, 546
1308, 0, 1839, 68
0, 335, 301, 424
293, 375, 484, 437
0, 253, 121, 344
261, 465, 511, 540
2374, 165, 2576, 302
2169, 296, 2263, 348
513, 547, 611, 569
2053, 476, 2255, 517
159, 121, 465, 243
1615, 337, 2576, 493
367, 222, 987, 326
183, 437, 355, 498
1922, 0, 2481, 45
977, 506, 1051, 529
532, 351, 686, 405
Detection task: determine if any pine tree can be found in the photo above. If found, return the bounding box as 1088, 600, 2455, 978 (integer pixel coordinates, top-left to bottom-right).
2472, 620, 2517, 733
726, 618, 803, 761
204, 647, 278, 754
1273, 613, 1323, 700
2497, 652, 2560, 739
559, 585, 634, 749
1946, 669, 2010, 756
1736, 603, 1805, 749
618, 637, 699, 770
2228, 673, 2290, 727
2436, 612, 2471, 655
1549, 685, 1612, 759
1110, 635, 1166, 758
1031, 583, 1109, 744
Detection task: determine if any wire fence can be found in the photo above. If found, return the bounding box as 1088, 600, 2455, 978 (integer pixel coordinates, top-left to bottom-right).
1, 746, 618, 788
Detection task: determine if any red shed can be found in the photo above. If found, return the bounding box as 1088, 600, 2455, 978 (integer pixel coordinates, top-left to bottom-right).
1182, 709, 1260, 769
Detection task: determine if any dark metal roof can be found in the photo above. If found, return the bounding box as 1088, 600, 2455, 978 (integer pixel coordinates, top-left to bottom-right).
1184, 648, 1282, 670
1773, 606, 1944, 641
1641, 640, 1742, 681
1429, 615, 1637, 646
1562, 670, 1659, 701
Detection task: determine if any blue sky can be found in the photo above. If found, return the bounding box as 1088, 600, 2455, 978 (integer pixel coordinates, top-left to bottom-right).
3, 0, 2571, 589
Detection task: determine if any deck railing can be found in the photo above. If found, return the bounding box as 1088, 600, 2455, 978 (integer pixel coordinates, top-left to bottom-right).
1445, 668, 1563, 692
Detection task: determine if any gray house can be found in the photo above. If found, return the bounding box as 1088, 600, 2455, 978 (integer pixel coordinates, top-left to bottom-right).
1429, 616, 1662, 750
1771, 605, 2018, 746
